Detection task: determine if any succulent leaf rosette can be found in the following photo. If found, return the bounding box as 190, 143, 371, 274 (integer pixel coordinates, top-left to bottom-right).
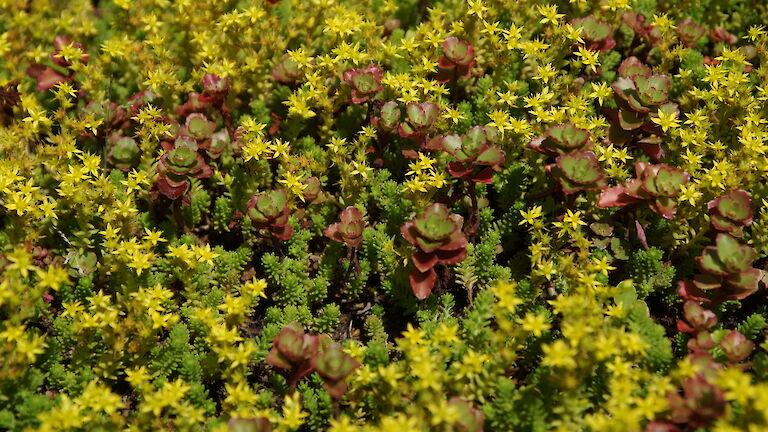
679, 233, 761, 302
606, 57, 678, 160
342, 64, 383, 104
371, 101, 401, 134
599, 161, 689, 219
707, 189, 753, 237
571, 15, 616, 52
272, 55, 303, 84
436, 125, 505, 184
156, 135, 213, 201
201, 73, 229, 101
398, 102, 440, 139
310, 343, 360, 399
401, 204, 468, 299
247, 189, 294, 240
677, 19, 707, 47
447, 398, 485, 432
545, 150, 607, 194
528, 122, 594, 156
265, 322, 319, 386
183, 113, 216, 142
324, 206, 366, 248
107, 134, 140, 171
436, 37, 476, 83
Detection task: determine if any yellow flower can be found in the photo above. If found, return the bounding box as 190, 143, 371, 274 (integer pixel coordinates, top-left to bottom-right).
35, 265, 70, 290
518, 313, 550, 337
194, 244, 220, 265
278, 171, 308, 200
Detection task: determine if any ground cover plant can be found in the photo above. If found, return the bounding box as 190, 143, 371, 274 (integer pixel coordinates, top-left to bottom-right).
3, 0, 768, 430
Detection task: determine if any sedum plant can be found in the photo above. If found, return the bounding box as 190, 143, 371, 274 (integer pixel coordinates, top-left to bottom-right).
401, 204, 467, 299
247, 189, 294, 240
599, 162, 690, 219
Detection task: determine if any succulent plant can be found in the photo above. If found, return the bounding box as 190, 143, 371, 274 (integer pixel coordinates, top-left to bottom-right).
311, 343, 360, 399
324, 206, 366, 248
247, 189, 294, 240
371, 101, 401, 134
26, 35, 90, 92
528, 122, 593, 156
707, 189, 753, 237
183, 113, 216, 142
401, 204, 467, 299
622, 12, 662, 46
301, 176, 325, 204
598, 162, 690, 219
342, 64, 384, 104
156, 135, 213, 200
228, 418, 272, 432
107, 135, 141, 171
689, 233, 761, 301
710, 27, 738, 44
666, 374, 726, 428
175, 92, 211, 118
431, 126, 505, 184
613, 63, 672, 114
719, 330, 754, 363
448, 398, 485, 432
605, 57, 678, 159
571, 15, 616, 52
272, 55, 303, 84
206, 129, 232, 159
436, 37, 476, 83
266, 322, 319, 388
546, 150, 607, 194
677, 19, 707, 47
676, 301, 717, 333
201, 73, 230, 100
398, 102, 440, 139
50, 35, 90, 68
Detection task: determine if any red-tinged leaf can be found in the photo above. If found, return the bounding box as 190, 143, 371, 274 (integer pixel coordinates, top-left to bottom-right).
409, 267, 436, 299
322, 379, 348, 399
709, 189, 753, 224
412, 251, 438, 272
265, 348, 292, 370
724, 268, 760, 292
715, 233, 754, 273
683, 300, 718, 330
677, 320, 695, 333
692, 273, 722, 291
696, 246, 729, 276
710, 214, 743, 237
635, 219, 648, 249
435, 247, 467, 265
323, 223, 342, 243
475, 147, 505, 165
677, 280, 711, 303
26, 65, 69, 91
618, 108, 645, 130
720, 330, 754, 362
473, 167, 494, 184
598, 185, 639, 208
447, 161, 473, 179
618, 56, 651, 78
228, 417, 273, 432
272, 224, 294, 240
652, 196, 678, 220
636, 136, 665, 161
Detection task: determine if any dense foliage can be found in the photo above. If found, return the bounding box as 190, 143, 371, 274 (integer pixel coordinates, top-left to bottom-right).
2, 0, 768, 431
